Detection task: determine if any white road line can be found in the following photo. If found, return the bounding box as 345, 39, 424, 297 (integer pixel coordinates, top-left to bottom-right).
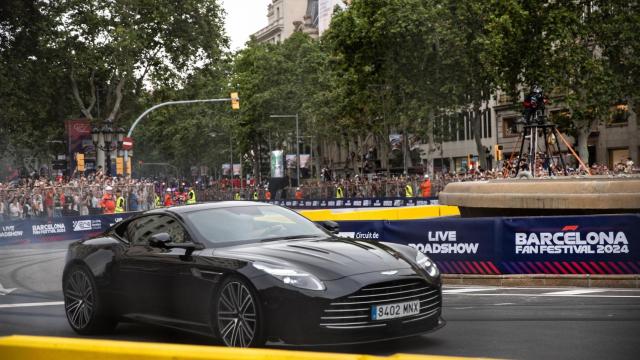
444, 286, 640, 292
0, 283, 17, 295
0, 301, 64, 309
543, 289, 607, 296
443, 288, 496, 294
445, 293, 640, 299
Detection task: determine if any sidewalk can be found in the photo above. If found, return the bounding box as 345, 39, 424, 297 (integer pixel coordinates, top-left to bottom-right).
443, 274, 640, 288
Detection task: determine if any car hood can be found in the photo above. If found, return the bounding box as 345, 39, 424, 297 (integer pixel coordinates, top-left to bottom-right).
214, 236, 414, 280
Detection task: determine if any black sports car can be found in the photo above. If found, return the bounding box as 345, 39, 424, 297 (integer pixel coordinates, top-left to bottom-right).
62, 202, 444, 347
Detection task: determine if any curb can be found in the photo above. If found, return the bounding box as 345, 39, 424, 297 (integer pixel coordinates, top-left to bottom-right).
442, 274, 640, 288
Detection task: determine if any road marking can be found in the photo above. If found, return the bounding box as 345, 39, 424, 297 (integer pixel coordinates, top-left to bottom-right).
443, 288, 496, 294
0, 283, 17, 296
494, 303, 516, 306
543, 289, 606, 296
0, 301, 64, 309
445, 293, 640, 299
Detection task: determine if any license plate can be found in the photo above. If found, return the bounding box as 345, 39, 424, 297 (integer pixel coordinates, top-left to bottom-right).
371, 300, 420, 320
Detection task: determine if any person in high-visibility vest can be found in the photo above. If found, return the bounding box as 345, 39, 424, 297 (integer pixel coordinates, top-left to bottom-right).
115, 190, 125, 213
420, 174, 432, 197
100, 186, 116, 214
234, 192, 241, 200
164, 189, 174, 207
186, 187, 196, 204
252, 189, 259, 200
405, 181, 414, 198
336, 184, 344, 199
154, 193, 161, 208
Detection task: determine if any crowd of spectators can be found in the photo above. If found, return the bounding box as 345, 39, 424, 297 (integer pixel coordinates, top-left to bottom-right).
0, 169, 156, 221
1, 156, 637, 220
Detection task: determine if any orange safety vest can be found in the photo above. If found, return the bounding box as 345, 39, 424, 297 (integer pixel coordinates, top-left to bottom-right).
420, 180, 432, 197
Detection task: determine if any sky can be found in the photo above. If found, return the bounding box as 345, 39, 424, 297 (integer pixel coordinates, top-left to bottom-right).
221, 0, 273, 51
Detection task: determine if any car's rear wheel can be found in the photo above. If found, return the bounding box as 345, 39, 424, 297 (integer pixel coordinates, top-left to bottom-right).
214, 276, 264, 347
63, 265, 116, 334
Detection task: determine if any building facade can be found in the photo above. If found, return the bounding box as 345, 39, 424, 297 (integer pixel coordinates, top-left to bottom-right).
252, 0, 318, 44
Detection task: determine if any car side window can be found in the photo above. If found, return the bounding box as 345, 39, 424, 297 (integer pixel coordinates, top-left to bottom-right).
127, 215, 162, 246
158, 215, 189, 244
127, 214, 190, 245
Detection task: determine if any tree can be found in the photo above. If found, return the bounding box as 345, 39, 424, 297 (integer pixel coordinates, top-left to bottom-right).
326, 0, 442, 173
0, 0, 73, 175
41, 0, 228, 126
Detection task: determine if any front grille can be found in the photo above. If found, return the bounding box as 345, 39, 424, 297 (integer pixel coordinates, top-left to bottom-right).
320, 279, 440, 329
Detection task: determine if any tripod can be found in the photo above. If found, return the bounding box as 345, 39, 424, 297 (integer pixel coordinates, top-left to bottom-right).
514, 122, 568, 178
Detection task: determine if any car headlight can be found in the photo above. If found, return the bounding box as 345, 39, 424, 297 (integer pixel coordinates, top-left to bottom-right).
252, 262, 325, 291
415, 252, 439, 277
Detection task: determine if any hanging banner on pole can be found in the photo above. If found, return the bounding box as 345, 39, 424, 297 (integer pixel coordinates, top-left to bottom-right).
271, 150, 284, 178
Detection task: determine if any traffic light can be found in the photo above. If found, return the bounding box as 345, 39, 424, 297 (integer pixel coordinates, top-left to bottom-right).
494, 144, 503, 161
76, 153, 85, 172
230, 92, 239, 110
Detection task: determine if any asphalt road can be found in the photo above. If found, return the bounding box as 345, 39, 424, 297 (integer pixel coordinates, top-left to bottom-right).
1, 241, 639, 360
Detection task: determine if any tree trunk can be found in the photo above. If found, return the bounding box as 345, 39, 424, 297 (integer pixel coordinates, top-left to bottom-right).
628, 99, 638, 164
576, 124, 591, 165
472, 102, 487, 169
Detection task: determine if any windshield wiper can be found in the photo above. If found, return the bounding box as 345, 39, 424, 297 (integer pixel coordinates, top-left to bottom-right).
260, 234, 323, 243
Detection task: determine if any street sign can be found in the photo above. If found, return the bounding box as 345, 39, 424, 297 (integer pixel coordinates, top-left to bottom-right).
122, 137, 134, 150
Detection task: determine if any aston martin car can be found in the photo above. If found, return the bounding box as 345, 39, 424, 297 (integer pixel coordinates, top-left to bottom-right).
62, 201, 444, 347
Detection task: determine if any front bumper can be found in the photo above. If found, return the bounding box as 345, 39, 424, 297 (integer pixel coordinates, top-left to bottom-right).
252, 268, 443, 345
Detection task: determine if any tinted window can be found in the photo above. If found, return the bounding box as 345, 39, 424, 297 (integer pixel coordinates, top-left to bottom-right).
184, 205, 327, 246
127, 215, 190, 245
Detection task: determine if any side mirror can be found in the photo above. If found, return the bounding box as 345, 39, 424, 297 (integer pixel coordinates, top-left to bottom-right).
149, 232, 172, 248
319, 220, 339, 235
149, 232, 205, 257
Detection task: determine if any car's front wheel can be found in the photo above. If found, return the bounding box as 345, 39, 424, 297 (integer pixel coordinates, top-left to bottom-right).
63, 265, 116, 334
214, 276, 265, 347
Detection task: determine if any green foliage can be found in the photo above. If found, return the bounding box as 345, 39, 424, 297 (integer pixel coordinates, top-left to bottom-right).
3, 0, 639, 176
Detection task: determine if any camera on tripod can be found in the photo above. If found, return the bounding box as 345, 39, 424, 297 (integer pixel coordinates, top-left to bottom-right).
521, 85, 549, 125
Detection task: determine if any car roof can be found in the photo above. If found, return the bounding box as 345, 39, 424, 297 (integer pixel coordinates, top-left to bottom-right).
149, 201, 271, 215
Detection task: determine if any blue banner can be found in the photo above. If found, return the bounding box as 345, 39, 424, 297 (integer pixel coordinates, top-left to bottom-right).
265, 196, 438, 209
2, 211, 638, 274
0, 213, 139, 246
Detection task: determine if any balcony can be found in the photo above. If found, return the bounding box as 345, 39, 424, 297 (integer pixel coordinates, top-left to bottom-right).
252, 18, 284, 43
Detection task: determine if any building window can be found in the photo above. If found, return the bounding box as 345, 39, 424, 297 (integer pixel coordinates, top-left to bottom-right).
502, 117, 519, 138
277, 7, 280, 19
457, 114, 465, 141
609, 148, 630, 169
483, 110, 492, 138
277, 34, 281, 43
608, 104, 629, 127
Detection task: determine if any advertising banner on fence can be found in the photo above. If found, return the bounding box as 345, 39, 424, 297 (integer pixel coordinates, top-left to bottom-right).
267, 197, 438, 209
2, 212, 638, 275
502, 214, 638, 262
0, 213, 138, 246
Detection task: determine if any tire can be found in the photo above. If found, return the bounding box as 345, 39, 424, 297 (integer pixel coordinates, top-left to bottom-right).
213, 276, 265, 347
63, 265, 116, 334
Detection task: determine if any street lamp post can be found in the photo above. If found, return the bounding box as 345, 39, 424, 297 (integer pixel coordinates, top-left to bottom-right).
270, 114, 300, 186
91, 122, 125, 177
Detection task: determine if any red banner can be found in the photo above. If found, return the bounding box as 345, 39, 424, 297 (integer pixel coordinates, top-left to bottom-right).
64, 119, 93, 173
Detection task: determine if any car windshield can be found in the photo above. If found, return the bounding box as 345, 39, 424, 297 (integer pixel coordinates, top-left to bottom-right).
184, 205, 328, 246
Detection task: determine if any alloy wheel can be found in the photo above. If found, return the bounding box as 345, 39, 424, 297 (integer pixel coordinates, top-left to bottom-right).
217, 281, 257, 347
64, 269, 95, 330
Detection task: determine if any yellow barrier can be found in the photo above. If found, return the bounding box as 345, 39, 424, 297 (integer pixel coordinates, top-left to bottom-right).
299, 205, 460, 221
0, 335, 487, 360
